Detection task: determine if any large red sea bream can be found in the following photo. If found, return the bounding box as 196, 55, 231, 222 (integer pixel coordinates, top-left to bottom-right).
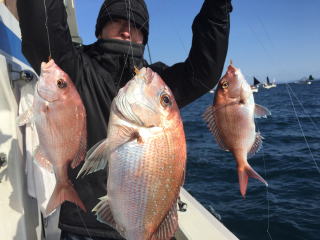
78, 67, 186, 240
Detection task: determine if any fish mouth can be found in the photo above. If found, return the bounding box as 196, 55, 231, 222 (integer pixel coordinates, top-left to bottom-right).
134, 67, 154, 85
36, 83, 59, 102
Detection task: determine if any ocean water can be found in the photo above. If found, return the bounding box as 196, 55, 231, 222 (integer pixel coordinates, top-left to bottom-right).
181, 81, 320, 240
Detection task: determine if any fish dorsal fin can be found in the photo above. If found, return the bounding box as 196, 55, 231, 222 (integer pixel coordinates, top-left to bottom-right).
17, 108, 34, 126
248, 132, 264, 158
254, 104, 271, 118
76, 138, 109, 178
202, 105, 229, 151
71, 119, 87, 169
92, 195, 122, 234
151, 201, 179, 240
34, 146, 53, 172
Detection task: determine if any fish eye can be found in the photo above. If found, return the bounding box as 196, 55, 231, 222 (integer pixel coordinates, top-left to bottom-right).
221, 81, 229, 89
57, 79, 67, 88
160, 93, 172, 107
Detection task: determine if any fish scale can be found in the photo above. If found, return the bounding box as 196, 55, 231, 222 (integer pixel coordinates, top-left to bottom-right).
109, 133, 181, 238
221, 104, 255, 151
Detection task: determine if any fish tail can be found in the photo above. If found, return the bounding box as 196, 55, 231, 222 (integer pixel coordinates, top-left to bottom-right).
238, 164, 268, 198
46, 182, 86, 215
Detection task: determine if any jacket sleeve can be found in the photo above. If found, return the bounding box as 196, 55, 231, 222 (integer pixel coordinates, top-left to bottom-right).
17, 0, 78, 80
150, 0, 232, 108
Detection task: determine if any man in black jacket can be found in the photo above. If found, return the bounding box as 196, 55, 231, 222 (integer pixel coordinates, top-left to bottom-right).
17, 0, 232, 239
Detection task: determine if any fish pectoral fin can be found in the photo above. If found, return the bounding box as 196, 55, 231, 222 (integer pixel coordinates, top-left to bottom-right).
118, 125, 144, 144
34, 147, 53, 173
76, 138, 109, 178
152, 200, 179, 240
92, 195, 120, 232
254, 104, 271, 118
202, 105, 229, 151
248, 132, 264, 158
17, 108, 34, 126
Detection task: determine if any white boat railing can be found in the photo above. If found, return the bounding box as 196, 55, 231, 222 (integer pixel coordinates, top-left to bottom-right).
0, 54, 41, 240
176, 188, 238, 240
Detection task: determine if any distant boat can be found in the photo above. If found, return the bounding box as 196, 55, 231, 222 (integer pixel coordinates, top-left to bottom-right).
250, 76, 260, 92
298, 75, 314, 85
308, 75, 314, 81
263, 76, 276, 89
307, 75, 314, 84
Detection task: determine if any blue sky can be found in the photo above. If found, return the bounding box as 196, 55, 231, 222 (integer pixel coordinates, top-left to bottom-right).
75, 0, 320, 83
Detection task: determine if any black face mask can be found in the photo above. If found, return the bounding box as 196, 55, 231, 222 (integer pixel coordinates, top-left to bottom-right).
91, 38, 147, 90
95, 0, 149, 44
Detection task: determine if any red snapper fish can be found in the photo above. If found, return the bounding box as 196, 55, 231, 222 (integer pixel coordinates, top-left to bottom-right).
203, 63, 271, 197
18, 59, 87, 214
78, 67, 186, 240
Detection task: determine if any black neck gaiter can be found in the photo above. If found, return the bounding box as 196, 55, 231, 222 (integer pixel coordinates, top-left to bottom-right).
88, 39, 147, 90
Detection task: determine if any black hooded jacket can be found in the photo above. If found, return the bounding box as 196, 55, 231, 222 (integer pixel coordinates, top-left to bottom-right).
17, 0, 231, 238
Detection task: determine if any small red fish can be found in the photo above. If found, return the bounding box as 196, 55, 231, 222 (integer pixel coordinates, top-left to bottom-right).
18, 59, 87, 214
203, 63, 271, 197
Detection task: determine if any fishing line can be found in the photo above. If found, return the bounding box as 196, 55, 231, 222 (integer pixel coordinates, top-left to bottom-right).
151, 0, 232, 92
260, 151, 273, 240
114, 0, 143, 92
146, 42, 152, 64
103, 0, 113, 24
43, 0, 52, 58
127, 3, 149, 64
167, 13, 210, 92
125, 0, 150, 65
261, 143, 272, 240
245, 12, 289, 89
109, 0, 135, 91
255, 123, 273, 240
98, 0, 136, 92
249, 11, 320, 240
116, 46, 131, 91
257, 17, 277, 52
125, 0, 135, 66
245, 14, 281, 240
250, 14, 319, 168
76, 205, 93, 240
287, 84, 320, 133
41, 1, 93, 236
285, 84, 320, 174
245, 22, 278, 89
